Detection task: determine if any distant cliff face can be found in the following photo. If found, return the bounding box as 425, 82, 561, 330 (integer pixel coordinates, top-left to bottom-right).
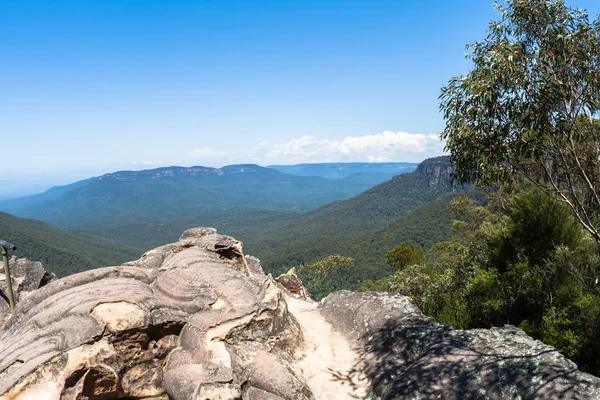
390, 156, 454, 188
415, 156, 454, 187
97, 164, 272, 181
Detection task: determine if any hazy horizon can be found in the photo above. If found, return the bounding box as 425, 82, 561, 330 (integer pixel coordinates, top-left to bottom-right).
0, 158, 427, 198
2, 0, 599, 186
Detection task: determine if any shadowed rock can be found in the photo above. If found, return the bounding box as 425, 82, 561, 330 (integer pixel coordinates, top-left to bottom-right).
274, 268, 311, 301
320, 291, 600, 400
2, 229, 600, 399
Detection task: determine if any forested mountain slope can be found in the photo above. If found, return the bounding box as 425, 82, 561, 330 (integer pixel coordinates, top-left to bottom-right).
268, 162, 418, 178
0, 178, 93, 209
99, 193, 463, 287
97, 156, 462, 253
0, 157, 461, 286
0, 212, 143, 276
101, 207, 304, 251
0, 165, 390, 229
253, 192, 481, 284
223, 156, 464, 254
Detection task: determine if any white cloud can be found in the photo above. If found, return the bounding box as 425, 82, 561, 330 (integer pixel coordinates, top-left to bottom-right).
189, 131, 446, 166
252, 131, 445, 164
131, 161, 154, 165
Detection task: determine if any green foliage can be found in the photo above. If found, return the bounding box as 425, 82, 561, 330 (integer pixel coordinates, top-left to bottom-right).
46, 157, 458, 253
367, 186, 600, 375
440, 0, 600, 243
298, 255, 354, 300
373, 264, 453, 316
386, 242, 425, 271
102, 207, 304, 251
259, 192, 482, 293
0, 166, 407, 230
0, 212, 143, 277
56, 157, 467, 300
437, 1, 600, 370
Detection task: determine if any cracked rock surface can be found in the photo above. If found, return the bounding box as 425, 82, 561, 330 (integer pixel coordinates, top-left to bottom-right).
2, 228, 600, 399
320, 291, 600, 399
0, 228, 308, 400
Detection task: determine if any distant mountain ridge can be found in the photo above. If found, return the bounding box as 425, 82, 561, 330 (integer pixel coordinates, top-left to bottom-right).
97, 156, 465, 280
0, 163, 407, 229
268, 162, 418, 179
0, 156, 465, 289
2, 162, 416, 207
237, 156, 463, 254
97, 164, 280, 181
0, 165, 279, 210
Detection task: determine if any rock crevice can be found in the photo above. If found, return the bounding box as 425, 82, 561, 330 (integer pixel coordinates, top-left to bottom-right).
1, 228, 600, 399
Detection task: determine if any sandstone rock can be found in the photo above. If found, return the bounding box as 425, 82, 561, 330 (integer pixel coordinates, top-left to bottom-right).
0, 256, 56, 325
3, 229, 600, 400
274, 268, 311, 301
245, 255, 266, 276
413, 155, 455, 188
0, 228, 310, 400
320, 290, 600, 399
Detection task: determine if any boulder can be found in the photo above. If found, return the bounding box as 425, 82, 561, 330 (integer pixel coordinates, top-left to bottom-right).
0, 256, 56, 325
274, 268, 311, 301
2, 228, 600, 399
320, 290, 600, 399
0, 228, 309, 400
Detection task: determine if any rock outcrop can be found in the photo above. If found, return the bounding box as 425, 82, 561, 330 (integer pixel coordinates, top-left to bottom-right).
1, 228, 600, 399
412, 155, 455, 188
320, 291, 600, 399
0, 228, 308, 400
274, 268, 311, 301
0, 256, 56, 325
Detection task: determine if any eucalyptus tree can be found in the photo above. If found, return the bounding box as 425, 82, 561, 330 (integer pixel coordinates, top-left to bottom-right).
440, 0, 600, 243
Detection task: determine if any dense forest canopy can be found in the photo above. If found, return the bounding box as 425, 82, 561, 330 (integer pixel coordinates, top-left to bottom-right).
0, 212, 143, 276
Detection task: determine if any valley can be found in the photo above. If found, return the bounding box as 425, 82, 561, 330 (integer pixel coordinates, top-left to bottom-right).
0, 158, 458, 283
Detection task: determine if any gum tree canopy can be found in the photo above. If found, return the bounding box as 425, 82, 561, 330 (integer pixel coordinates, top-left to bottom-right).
440, 0, 600, 242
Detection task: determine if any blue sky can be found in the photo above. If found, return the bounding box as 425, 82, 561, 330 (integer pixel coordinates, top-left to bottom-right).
2, 0, 600, 194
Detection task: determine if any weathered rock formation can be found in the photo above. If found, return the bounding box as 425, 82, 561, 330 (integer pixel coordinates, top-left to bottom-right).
320, 291, 600, 399
0, 228, 599, 399
274, 268, 310, 301
0, 256, 56, 325
412, 155, 455, 188
0, 228, 308, 399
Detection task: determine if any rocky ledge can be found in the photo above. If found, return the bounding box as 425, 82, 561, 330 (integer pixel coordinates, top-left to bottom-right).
0, 228, 599, 399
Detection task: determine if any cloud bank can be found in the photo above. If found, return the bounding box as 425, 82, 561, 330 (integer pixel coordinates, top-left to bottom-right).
190, 131, 446, 165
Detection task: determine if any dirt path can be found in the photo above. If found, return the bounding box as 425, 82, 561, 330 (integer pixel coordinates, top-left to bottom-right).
285, 295, 370, 399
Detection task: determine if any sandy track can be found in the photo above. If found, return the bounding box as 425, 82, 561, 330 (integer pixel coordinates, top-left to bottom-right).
285, 295, 370, 399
